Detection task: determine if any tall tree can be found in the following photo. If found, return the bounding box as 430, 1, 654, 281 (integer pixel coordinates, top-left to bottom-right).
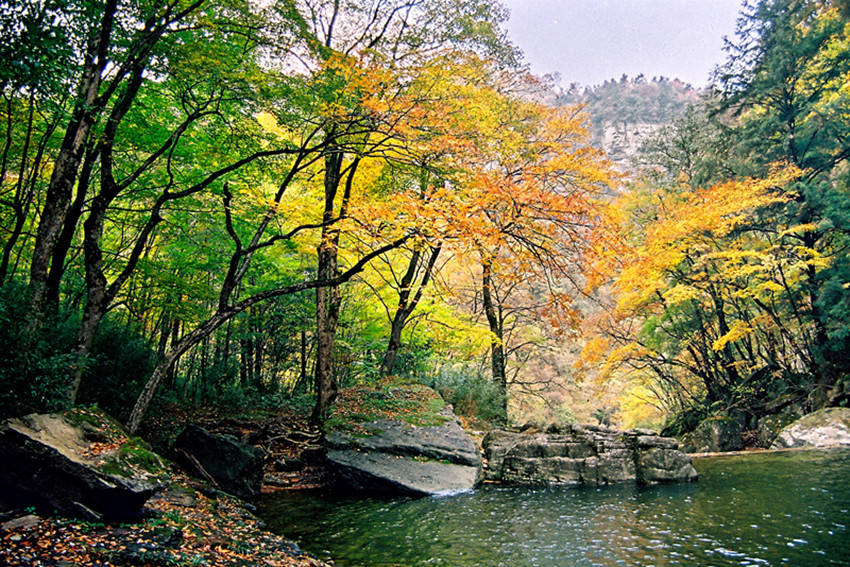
289, 0, 517, 424
715, 0, 850, 402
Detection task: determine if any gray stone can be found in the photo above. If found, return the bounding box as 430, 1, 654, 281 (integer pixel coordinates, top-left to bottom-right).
1, 514, 40, 531
174, 424, 265, 499
636, 435, 679, 450
483, 424, 697, 486
771, 407, 850, 449
636, 448, 699, 484
326, 407, 482, 496
597, 449, 637, 483
326, 409, 480, 467
326, 450, 480, 496
0, 412, 158, 521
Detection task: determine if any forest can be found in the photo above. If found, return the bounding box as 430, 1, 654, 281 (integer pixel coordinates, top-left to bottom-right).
1, 0, 849, 443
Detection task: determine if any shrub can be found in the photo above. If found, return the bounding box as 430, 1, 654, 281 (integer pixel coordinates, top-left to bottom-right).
0, 281, 157, 421
424, 364, 505, 424
0, 282, 75, 418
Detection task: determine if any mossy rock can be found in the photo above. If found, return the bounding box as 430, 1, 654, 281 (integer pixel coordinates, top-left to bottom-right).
0, 410, 160, 521
325, 395, 482, 496
756, 409, 803, 448
680, 413, 744, 453
99, 437, 167, 479
325, 383, 448, 435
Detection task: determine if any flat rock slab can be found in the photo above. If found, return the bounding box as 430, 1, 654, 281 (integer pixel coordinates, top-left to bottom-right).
326, 408, 480, 467
326, 407, 483, 496
772, 407, 850, 449
327, 450, 481, 496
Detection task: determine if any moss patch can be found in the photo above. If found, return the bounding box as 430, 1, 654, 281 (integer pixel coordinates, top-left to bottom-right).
63, 406, 127, 442
325, 382, 448, 434
792, 407, 850, 428
99, 436, 167, 478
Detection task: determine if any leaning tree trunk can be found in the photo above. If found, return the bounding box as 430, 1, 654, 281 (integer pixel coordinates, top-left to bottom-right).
125, 230, 412, 434
126, 311, 230, 434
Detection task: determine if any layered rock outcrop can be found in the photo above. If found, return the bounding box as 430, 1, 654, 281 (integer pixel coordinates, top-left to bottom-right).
483, 424, 698, 486
771, 407, 850, 449
326, 406, 482, 496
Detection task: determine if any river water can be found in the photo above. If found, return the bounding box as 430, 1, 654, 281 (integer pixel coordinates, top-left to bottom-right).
257, 449, 850, 566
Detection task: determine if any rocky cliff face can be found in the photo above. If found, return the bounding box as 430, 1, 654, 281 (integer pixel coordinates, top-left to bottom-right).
483, 424, 697, 486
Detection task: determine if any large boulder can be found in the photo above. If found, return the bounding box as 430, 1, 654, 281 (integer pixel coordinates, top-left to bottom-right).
483, 424, 697, 486
771, 407, 850, 449
0, 410, 160, 521
680, 414, 744, 453
325, 406, 482, 496
173, 424, 265, 499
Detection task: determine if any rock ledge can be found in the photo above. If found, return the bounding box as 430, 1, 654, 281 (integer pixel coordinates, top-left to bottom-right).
325, 406, 482, 496
483, 424, 698, 486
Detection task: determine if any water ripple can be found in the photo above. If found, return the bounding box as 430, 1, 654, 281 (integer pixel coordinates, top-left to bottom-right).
259, 449, 850, 567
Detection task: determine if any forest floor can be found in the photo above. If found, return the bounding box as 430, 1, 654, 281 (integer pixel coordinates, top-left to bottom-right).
141, 402, 332, 491
0, 405, 332, 566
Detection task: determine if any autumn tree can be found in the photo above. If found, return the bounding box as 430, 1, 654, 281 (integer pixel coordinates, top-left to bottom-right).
286, 0, 517, 424
715, 0, 850, 401
582, 1, 850, 432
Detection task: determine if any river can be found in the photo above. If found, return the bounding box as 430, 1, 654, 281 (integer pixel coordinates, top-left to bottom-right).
257, 449, 850, 566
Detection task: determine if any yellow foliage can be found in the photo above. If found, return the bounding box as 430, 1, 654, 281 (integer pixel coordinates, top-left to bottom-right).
611, 165, 798, 311
619, 381, 665, 430
712, 320, 754, 352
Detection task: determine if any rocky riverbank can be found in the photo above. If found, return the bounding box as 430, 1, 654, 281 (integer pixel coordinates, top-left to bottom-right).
0, 407, 329, 567
0, 471, 328, 567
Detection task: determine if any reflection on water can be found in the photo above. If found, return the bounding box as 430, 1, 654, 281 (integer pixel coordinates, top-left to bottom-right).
257, 449, 850, 566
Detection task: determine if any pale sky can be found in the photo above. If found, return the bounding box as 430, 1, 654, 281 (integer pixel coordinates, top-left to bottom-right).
501, 0, 743, 88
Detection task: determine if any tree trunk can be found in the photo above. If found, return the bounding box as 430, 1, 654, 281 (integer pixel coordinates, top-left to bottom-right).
126, 310, 232, 434
29, 0, 118, 322
127, 353, 178, 435
0, 92, 55, 284
312, 237, 341, 424
66, 189, 114, 406
481, 257, 507, 425
45, 144, 96, 310
300, 328, 308, 388
311, 149, 358, 425
379, 244, 441, 377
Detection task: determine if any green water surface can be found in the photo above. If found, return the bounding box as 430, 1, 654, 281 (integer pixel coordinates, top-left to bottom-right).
257, 449, 850, 566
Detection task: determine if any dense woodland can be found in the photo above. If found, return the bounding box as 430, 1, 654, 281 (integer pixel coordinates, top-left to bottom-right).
1, 0, 849, 438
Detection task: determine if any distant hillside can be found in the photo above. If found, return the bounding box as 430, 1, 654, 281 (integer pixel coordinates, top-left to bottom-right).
557, 75, 701, 166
